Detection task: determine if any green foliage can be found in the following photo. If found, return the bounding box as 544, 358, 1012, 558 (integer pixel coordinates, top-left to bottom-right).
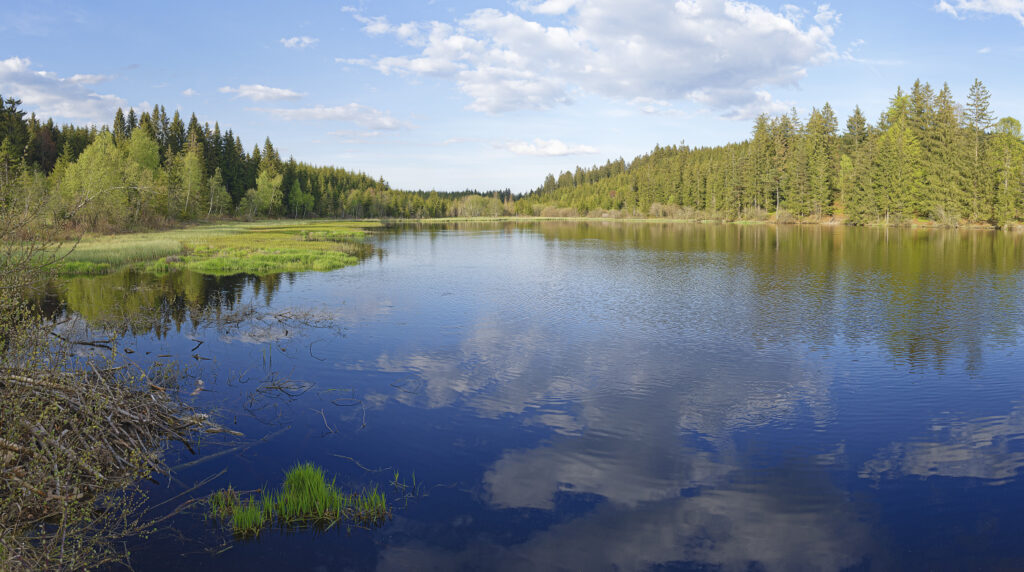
127, 128, 160, 174
524, 79, 1024, 227
0, 137, 21, 191
207, 168, 232, 217
61, 132, 129, 229
208, 462, 392, 537
255, 168, 283, 216
288, 179, 315, 218
4, 81, 1024, 230
873, 95, 924, 222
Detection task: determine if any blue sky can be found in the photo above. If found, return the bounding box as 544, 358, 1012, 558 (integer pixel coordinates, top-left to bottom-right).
1, 0, 1023, 192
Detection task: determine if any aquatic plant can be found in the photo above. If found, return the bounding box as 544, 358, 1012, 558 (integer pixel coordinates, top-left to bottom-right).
208, 462, 392, 537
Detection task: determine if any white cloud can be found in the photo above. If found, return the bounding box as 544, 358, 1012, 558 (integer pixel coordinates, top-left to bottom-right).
628, 97, 695, 118
0, 56, 124, 123
256, 104, 404, 129
936, 1, 960, 16
937, 0, 1024, 25
280, 36, 319, 49
501, 138, 597, 156
329, 129, 382, 137
516, 0, 580, 15
335, 57, 372, 66
690, 89, 790, 120
354, 14, 395, 35
182, 88, 197, 96
67, 73, 111, 85
218, 84, 305, 101
347, 0, 838, 117
329, 129, 385, 144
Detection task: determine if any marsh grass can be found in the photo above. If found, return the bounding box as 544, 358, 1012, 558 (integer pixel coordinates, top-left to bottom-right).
208, 462, 392, 537
54, 220, 376, 277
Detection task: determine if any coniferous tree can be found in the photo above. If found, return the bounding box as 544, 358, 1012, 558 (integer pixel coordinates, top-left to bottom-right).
931, 84, 969, 222
990, 117, 1023, 227
126, 108, 137, 139
966, 79, 994, 219
112, 108, 127, 146
1, 96, 29, 153
843, 106, 869, 156
873, 94, 923, 222
167, 111, 185, 157
0, 137, 21, 192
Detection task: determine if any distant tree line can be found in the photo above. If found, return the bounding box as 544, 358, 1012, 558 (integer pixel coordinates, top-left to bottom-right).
519, 79, 1024, 227
5, 79, 1021, 230
0, 99, 512, 231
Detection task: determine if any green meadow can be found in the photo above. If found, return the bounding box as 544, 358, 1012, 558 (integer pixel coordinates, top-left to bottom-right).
55, 220, 379, 277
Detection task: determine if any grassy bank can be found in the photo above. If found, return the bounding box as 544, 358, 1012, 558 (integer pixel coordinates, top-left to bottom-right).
56, 220, 379, 277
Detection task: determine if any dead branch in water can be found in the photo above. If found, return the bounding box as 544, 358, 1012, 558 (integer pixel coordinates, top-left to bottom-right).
0, 362, 229, 570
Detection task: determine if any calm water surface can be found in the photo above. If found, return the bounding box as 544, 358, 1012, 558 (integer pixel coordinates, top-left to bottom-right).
58, 221, 1024, 571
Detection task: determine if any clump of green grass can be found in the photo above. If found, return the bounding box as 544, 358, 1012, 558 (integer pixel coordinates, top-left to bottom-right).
231, 496, 274, 536
208, 462, 392, 537
209, 486, 240, 520
59, 260, 112, 276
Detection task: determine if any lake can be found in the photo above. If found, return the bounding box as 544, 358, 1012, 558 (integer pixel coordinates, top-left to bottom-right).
55, 221, 1024, 571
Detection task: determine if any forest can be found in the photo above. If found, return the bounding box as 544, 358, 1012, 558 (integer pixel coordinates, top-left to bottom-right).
0, 99, 513, 232
1, 79, 1022, 230
519, 79, 1024, 227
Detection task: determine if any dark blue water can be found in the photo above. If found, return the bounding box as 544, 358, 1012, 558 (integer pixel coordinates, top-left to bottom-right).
64, 222, 1024, 571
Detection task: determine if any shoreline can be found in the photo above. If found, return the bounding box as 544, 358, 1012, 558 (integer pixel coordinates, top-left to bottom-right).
385, 215, 1019, 231
48, 215, 1022, 278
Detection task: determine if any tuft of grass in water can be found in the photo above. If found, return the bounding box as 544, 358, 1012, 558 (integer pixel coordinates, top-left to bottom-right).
208, 462, 392, 537
209, 486, 239, 521
229, 496, 274, 536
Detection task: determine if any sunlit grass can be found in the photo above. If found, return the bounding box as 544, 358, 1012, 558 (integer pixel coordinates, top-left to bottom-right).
207, 462, 392, 537
54, 220, 377, 277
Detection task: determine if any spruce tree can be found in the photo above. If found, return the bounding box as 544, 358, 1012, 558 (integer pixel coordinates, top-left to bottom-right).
966, 79, 993, 220
167, 111, 185, 156
126, 108, 138, 138
112, 108, 127, 145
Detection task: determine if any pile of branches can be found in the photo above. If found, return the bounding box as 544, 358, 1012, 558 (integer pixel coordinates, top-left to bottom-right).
0, 158, 225, 569
0, 361, 213, 570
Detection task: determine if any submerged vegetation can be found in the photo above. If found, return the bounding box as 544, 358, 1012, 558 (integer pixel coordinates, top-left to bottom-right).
207, 463, 392, 537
